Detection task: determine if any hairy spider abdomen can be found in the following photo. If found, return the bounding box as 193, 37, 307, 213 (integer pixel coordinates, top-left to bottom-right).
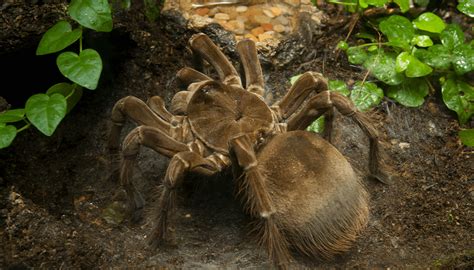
255, 130, 369, 259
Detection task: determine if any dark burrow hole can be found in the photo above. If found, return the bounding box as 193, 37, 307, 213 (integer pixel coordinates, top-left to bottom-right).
0, 28, 136, 109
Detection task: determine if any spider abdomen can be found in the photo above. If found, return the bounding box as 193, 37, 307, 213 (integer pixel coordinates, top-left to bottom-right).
256, 130, 369, 259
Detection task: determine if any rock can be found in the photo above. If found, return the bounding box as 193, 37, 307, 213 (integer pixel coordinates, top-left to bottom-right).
263, 9, 276, 18
208, 7, 219, 16
236, 6, 248, 13
244, 33, 258, 42
273, 15, 290, 26
226, 20, 245, 35
270, 7, 283, 16
258, 31, 274, 42
254, 15, 271, 24
284, 0, 301, 7
195, 8, 209, 16
273, 24, 286, 33
214, 13, 230, 21
261, 23, 273, 31
251, 26, 265, 37
188, 15, 213, 28
398, 142, 410, 150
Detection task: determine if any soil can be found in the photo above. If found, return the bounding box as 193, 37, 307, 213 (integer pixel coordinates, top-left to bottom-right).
1, 1, 473, 269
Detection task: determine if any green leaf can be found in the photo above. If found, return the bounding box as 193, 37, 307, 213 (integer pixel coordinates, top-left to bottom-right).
379, 15, 414, 49
36, 21, 82, 55
457, 0, 474, 18
0, 125, 17, 149
364, 50, 404, 85
347, 46, 368, 64
329, 80, 350, 96
405, 55, 433, 77
359, 0, 388, 7
411, 35, 433, 47
440, 24, 465, 50
441, 77, 474, 124
0, 109, 25, 123
459, 129, 474, 146
350, 82, 384, 111
337, 40, 349, 50
290, 74, 303, 85
307, 116, 325, 133
25, 93, 67, 136
57, 49, 103, 90
394, 0, 410, 12
452, 44, 474, 75
415, 45, 452, 70
387, 78, 429, 107
46, 83, 84, 113
413, 12, 446, 33
68, 0, 113, 32
396, 52, 411, 72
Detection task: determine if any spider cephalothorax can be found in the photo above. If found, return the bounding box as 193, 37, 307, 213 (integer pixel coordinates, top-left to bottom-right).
108, 33, 387, 268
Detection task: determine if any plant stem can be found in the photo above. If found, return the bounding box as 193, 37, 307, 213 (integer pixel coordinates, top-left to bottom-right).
79, 27, 83, 52
17, 123, 31, 133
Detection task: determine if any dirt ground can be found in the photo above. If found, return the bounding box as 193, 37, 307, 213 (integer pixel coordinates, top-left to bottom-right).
1, 2, 473, 269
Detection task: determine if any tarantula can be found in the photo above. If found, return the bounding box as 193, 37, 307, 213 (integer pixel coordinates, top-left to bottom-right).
108, 33, 387, 268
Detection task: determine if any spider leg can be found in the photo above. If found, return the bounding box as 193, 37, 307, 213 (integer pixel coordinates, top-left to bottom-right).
108, 96, 172, 180
149, 151, 219, 248
273, 72, 328, 121
229, 134, 291, 269
121, 126, 189, 222
146, 96, 173, 123
176, 66, 212, 88
236, 39, 264, 97
190, 33, 242, 87
286, 91, 390, 184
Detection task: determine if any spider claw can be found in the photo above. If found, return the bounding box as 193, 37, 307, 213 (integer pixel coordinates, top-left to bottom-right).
368, 171, 392, 185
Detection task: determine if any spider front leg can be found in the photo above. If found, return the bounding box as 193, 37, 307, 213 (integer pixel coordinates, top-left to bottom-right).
236, 39, 264, 97
285, 91, 390, 184
149, 151, 220, 248
272, 72, 337, 141
229, 134, 291, 269
108, 96, 173, 179
120, 126, 189, 222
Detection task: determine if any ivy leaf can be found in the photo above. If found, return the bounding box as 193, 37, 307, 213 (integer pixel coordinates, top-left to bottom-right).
379, 15, 414, 49
413, 12, 446, 33
350, 82, 384, 111
329, 80, 350, 96
57, 49, 102, 90
405, 55, 433, 77
337, 40, 349, 50
440, 24, 465, 50
0, 109, 25, 123
46, 83, 84, 113
36, 21, 82, 55
68, 0, 113, 32
359, 0, 388, 8
394, 0, 410, 12
0, 125, 17, 149
459, 129, 474, 147
441, 77, 474, 124
387, 78, 429, 107
307, 116, 325, 134
25, 93, 67, 136
457, 0, 474, 18
396, 52, 411, 72
411, 35, 433, 47
415, 45, 452, 70
347, 46, 368, 64
452, 44, 474, 75
364, 50, 404, 85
